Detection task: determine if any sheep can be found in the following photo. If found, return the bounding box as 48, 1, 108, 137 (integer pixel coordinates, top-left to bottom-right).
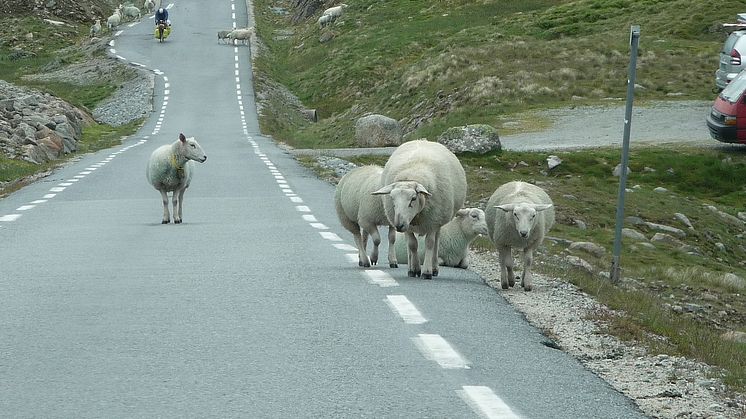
143, 0, 154, 13
227, 27, 254, 45
484, 181, 555, 291
322, 3, 349, 20
217, 30, 232, 43
106, 7, 122, 30
335, 165, 398, 268
372, 139, 467, 279
317, 14, 333, 28
146, 133, 207, 224
394, 208, 488, 269
122, 5, 141, 20
90, 18, 101, 37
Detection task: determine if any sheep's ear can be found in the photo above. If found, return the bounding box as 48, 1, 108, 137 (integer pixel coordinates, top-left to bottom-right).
179, 133, 186, 143
456, 208, 469, 217
534, 204, 553, 212
372, 184, 395, 195
495, 204, 514, 212
415, 183, 431, 197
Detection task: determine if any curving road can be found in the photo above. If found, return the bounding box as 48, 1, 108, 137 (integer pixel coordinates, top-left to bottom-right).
0, 1, 646, 417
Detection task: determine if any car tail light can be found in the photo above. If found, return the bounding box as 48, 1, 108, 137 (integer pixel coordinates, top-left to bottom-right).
731, 49, 742, 65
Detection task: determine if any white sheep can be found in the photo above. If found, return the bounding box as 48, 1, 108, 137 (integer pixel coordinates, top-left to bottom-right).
122, 5, 141, 20
322, 3, 349, 20
146, 133, 208, 224
394, 208, 488, 269
106, 7, 122, 30
335, 165, 397, 268
227, 27, 254, 45
143, 0, 155, 13
373, 140, 467, 279
90, 18, 101, 37
484, 181, 555, 291
318, 14, 333, 28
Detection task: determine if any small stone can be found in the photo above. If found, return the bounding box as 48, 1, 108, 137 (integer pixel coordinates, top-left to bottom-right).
653, 187, 668, 193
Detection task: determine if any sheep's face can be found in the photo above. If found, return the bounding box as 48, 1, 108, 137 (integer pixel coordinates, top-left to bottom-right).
496, 203, 552, 239
372, 181, 430, 232
457, 208, 489, 236
178, 133, 208, 163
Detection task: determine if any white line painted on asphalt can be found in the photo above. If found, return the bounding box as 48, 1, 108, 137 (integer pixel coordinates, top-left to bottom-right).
49, 187, 65, 192
289, 196, 303, 203
413, 334, 470, 369
295, 205, 310, 212
43, 194, 56, 199
363, 270, 398, 287
58, 182, 73, 186
302, 214, 318, 222
15, 205, 35, 211
309, 223, 328, 230
458, 386, 521, 419
30, 200, 47, 204
345, 253, 358, 264
0, 214, 22, 222
333, 243, 358, 251
386, 295, 427, 324
319, 231, 342, 241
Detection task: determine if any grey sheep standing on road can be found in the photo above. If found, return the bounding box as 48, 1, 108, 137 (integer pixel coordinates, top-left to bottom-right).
373, 140, 466, 279
335, 165, 397, 268
146, 133, 207, 224
484, 181, 554, 291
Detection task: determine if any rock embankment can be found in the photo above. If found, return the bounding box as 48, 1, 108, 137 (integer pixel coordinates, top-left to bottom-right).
0, 80, 92, 164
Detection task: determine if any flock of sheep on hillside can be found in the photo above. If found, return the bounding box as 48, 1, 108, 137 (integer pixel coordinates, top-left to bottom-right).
335, 140, 555, 290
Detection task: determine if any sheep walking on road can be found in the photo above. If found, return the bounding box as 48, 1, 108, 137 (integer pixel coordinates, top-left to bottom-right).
484, 181, 555, 291
217, 30, 232, 43
373, 140, 467, 279
146, 133, 207, 224
335, 165, 397, 268
394, 208, 488, 269
227, 27, 254, 45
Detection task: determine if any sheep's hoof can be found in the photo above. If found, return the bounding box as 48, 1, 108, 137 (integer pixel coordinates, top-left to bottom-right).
390, 263, 398, 268
422, 273, 433, 280
161, 220, 170, 224
501, 281, 509, 290
358, 261, 364, 267
432, 269, 439, 277
363, 262, 371, 268
408, 270, 419, 277
174, 220, 182, 224
523, 285, 532, 292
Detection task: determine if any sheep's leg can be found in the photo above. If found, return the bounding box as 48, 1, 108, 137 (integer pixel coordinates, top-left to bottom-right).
172, 188, 184, 224
498, 245, 513, 289
406, 232, 420, 277
159, 189, 170, 224
386, 226, 398, 268
521, 248, 534, 291
354, 228, 370, 267
431, 229, 441, 277
362, 224, 381, 266
422, 230, 438, 280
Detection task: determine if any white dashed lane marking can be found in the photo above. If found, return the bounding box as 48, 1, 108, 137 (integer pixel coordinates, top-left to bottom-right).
363, 270, 398, 288
458, 386, 522, 419
414, 334, 470, 369
0, 214, 22, 222
386, 295, 427, 324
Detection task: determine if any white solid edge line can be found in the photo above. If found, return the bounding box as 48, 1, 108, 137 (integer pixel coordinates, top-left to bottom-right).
457, 386, 522, 419
386, 295, 427, 324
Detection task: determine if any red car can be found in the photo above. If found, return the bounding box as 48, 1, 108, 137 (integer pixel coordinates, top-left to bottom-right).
707, 68, 746, 144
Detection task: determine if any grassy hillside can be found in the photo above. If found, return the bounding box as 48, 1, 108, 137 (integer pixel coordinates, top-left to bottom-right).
255, 0, 746, 392
254, 0, 746, 148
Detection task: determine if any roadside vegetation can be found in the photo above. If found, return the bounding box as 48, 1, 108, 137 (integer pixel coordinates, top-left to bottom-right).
254, 0, 746, 391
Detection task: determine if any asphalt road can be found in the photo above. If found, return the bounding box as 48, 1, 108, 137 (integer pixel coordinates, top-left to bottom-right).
0, 1, 647, 417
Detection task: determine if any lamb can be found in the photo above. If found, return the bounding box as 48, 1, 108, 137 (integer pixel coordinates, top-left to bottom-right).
227, 27, 254, 45
122, 4, 141, 20
146, 133, 207, 224
335, 165, 397, 268
90, 18, 101, 37
143, 0, 154, 13
322, 4, 349, 20
484, 181, 555, 291
106, 7, 122, 30
217, 30, 232, 43
318, 14, 333, 28
394, 208, 488, 269
372, 139, 467, 279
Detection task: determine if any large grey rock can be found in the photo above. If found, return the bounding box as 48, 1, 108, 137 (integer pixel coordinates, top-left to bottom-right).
622, 228, 647, 242
644, 222, 686, 238
568, 241, 606, 257
355, 114, 402, 147
437, 124, 500, 154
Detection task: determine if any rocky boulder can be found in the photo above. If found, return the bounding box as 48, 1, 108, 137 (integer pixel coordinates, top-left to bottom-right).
354, 114, 402, 148
0, 80, 91, 164
437, 124, 501, 154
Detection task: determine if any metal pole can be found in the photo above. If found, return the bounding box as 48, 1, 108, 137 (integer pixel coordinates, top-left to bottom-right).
610, 25, 640, 283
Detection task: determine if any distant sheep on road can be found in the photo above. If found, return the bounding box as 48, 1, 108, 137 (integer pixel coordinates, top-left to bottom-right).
484, 181, 554, 291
